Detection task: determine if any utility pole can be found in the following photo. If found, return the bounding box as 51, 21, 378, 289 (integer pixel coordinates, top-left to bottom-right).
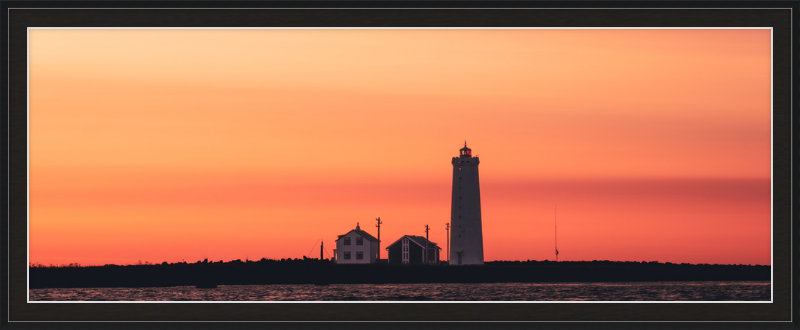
445, 223, 450, 263
425, 224, 430, 265
320, 241, 324, 261
375, 217, 382, 261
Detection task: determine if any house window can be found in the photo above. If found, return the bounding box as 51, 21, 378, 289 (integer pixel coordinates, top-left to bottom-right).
356, 251, 363, 259
356, 237, 363, 245
344, 237, 351, 245
344, 252, 351, 260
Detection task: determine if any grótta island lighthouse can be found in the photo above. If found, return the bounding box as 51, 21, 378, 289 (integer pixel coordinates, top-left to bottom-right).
449, 142, 485, 265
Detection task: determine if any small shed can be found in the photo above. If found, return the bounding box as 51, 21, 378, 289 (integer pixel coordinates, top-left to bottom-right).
385, 235, 441, 265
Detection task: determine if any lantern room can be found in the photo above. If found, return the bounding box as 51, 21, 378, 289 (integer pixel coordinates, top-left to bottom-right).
460, 141, 472, 157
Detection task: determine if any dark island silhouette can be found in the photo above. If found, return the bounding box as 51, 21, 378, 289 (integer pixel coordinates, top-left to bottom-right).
29, 258, 770, 289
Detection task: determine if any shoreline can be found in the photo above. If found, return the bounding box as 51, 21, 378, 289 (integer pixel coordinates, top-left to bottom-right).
29, 280, 772, 291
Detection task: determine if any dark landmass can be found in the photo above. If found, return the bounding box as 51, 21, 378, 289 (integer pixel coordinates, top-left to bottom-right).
29, 258, 770, 289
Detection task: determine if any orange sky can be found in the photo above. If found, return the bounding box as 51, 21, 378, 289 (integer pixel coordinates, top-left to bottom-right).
28, 29, 771, 266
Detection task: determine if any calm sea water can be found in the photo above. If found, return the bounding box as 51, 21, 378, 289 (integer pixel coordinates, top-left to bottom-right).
29, 281, 770, 301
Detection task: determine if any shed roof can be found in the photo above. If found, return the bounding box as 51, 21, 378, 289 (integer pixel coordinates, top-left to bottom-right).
385, 235, 442, 250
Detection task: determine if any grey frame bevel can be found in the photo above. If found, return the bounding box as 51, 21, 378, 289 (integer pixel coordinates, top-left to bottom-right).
2, 1, 797, 328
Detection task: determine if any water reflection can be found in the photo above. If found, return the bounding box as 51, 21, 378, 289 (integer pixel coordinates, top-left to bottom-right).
30, 281, 770, 301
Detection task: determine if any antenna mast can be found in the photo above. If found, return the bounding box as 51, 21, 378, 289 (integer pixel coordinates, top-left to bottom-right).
555, 204, 559, 262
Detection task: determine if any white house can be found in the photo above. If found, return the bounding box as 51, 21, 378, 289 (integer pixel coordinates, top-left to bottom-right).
334, 223, 380, 264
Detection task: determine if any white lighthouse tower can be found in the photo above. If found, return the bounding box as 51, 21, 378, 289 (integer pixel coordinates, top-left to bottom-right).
449, 142, 484, 265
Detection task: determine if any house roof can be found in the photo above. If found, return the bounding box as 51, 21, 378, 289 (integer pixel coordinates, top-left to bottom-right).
336, 229, 380, 242
385, 235, 442, 250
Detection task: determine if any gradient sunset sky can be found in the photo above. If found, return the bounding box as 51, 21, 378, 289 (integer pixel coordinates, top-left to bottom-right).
29, 29, 771, 266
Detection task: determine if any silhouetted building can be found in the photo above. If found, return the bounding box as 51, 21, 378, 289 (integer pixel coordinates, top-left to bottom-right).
385, 235, 441, 265
450, 142, 484, 265
334, 223, 380, 264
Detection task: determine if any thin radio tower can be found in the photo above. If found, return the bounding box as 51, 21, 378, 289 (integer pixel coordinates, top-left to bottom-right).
555, 204, 559, 262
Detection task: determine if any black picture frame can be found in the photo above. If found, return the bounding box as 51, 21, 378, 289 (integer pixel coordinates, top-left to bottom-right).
2, 1, 797, 329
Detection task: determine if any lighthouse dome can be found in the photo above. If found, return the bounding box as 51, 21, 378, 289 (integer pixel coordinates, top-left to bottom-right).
460, 141, 472, 157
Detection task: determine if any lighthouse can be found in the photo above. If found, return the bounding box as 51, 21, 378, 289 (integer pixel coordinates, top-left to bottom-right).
449, 142, 484, 265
